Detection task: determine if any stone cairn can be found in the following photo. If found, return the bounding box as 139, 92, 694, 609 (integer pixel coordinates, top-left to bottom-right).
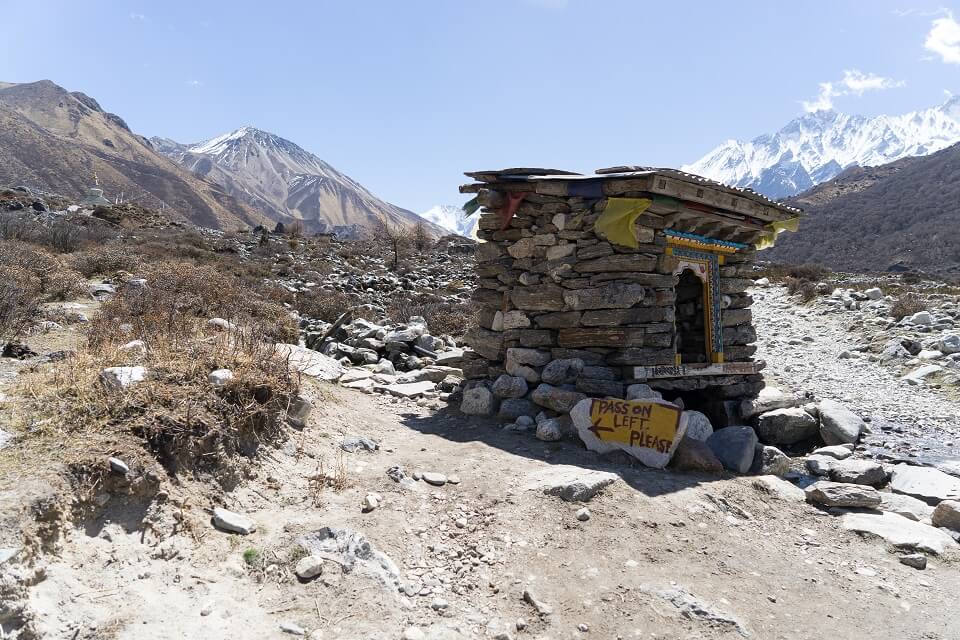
456, 166, 802, 445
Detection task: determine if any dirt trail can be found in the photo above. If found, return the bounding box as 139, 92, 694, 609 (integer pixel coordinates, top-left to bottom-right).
2, 378, 958, 640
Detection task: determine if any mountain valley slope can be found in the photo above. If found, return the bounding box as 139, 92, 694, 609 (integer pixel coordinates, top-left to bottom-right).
0, 80, 264, 230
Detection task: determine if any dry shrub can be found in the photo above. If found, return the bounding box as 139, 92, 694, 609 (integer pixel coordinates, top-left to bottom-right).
0, 268, 41, 341
67, 245, 144, 278
89, 261, 296, 347
296, 289, 357, 323
891, 293, 926, 320
12, 261, 303, 485
0, 241, 86, 301
386, 297, 477, 337
784, 277, 818, 302
0, 213, 115, 252
757, 262, 832, 284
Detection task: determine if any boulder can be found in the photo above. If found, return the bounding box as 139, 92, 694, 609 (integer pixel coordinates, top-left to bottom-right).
491, 374, 529, 399
531, 383, 587, 413
827, 459, 886, 486
670, 437, 723, 474
889, 465, 960, 504
625, 384, 663, 401
295, 555, 325, 580
931, 500, 960, 531
752, 475, 806, 502
570, 398, 687, 469
755, 407, 819, 445
208, 368, 234, 386
706, 426, 758, 474
811, 444, 854, 460
864, 287, 883, 300
212, 508, 256, 534
938, 334, 960, 355
842, 511, 956, 555
461, 386, 497, 416
751, 444, 790, 476
275, 344, 344, 381
804, 481, 881, 508
540, 358, 584, 385
498, 398, 537, 421
817, 399, 864, 445
384, 381, 436, 398
524, 465, 619, 502
100, 366, 147, 390
682, 410, 714, 442
805, 454, 837, 476
878, 493, 935, 522
535, 418, 565, 442
739, 386, 797, 419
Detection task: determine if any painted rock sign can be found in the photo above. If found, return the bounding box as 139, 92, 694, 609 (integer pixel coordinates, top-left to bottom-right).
570, 398, 688, 469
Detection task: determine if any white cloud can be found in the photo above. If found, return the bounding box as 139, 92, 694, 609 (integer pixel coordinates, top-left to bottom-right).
186, 80, 203, 87
925, 12, 960, 64
129, 12, 145, 20
802, 70, 905, 112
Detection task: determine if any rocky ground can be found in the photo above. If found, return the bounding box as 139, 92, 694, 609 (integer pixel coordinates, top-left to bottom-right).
1, 279, 959, 639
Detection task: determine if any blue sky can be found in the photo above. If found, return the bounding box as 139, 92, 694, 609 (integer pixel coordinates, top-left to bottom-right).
1, 0, 959, 212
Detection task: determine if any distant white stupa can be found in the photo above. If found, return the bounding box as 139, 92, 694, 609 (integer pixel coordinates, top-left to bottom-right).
80, 173, 112, 206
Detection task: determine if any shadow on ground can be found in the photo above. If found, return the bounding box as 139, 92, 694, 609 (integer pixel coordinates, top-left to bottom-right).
398, 406, 730, 498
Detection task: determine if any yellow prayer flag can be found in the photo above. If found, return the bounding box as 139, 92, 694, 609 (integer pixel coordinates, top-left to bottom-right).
594, 198, 653, 249
755, 217, 801, 250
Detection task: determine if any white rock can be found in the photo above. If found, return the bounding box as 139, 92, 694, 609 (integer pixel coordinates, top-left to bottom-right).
207, 317, 236, 332
100, 366, 147, 390
362, 493, 382, 512
461, 386, 497, 416
878, 492, 935, 522
524, 465, 619, 502
625, 384, 662, 401
890, 465, 960, 503
842, 511, 957, 555
383, 381, 435, 398
901, 364, 942, 384
208, 368, 234, 385
119, 339, 146, 354
212, 508, 256, 535
576, 508, 591, 521
740, 386, 797, 419
864, 287, 883, 300
108, 457, 129, 474
422, 472, 447, 486
918, 349, 944, 360
907, 311, 934, 325
295, 555, 324, 579
682, 410, 713, 442
275, 344, 344, 381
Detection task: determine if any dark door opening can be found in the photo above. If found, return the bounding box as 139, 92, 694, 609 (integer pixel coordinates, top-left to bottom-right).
675, 269, 709, 364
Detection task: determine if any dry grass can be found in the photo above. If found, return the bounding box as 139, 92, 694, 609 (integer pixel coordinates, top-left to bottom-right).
386, 297, 478, 337
5, 261, 303, 487
890, 293, 926, 321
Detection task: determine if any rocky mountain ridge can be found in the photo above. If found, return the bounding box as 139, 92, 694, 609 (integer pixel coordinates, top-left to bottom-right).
153, 127, 447, 239
768, 142, 960, 276
685, 97, 960, 199
0, 80, 264, 230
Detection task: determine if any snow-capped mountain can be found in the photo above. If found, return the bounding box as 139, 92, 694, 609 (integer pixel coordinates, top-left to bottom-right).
684, 96, 960, 199
419, 204, 479, 238
152, 126, 445, 237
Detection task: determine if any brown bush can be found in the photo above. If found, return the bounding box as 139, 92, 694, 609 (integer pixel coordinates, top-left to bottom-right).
0, 267, 41, 341
891, 293, 926, 320
89, 261, 297, 350
67, 245, 144, 278
386, 297, 477, 337
758, 262, 832, 284
296, 289, 357, 323
0, 241, 86, 301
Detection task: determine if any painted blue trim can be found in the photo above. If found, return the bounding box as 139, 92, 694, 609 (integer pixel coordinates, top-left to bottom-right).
664, 229, 748, 250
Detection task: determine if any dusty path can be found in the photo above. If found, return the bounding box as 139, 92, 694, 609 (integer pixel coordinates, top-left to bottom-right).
753, 286, 960, 470
4, 380, 959, 640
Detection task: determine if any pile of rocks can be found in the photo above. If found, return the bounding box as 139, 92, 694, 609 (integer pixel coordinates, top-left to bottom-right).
299, 315, 467, 403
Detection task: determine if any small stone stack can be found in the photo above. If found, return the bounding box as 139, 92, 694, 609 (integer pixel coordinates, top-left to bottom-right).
457, 167, 801, 424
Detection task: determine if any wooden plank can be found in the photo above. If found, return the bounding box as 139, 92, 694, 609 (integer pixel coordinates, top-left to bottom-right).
632, 362, 760, 380
646, 175, 783, 222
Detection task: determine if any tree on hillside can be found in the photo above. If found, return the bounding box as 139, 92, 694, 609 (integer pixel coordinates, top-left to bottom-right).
371, 214, 412, 270
412, 220, 433, 253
